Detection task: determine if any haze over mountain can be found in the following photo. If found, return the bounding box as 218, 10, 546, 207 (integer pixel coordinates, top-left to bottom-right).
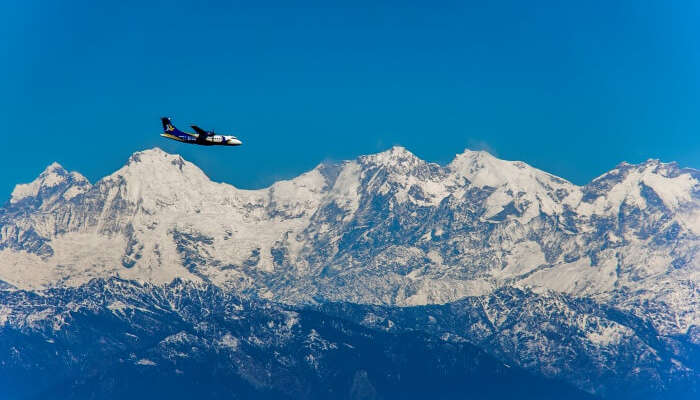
0, 147, 697, 399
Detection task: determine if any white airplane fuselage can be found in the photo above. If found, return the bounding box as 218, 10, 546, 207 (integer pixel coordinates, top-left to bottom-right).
202, 134, 242, 146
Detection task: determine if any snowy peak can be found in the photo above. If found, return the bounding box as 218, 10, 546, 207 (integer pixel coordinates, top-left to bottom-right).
359, 146, 427, 171
10, 162, 90, 205
121, 148, 192, 174
44, 162, 65, 174
448, 148, 571, 188
582, 159, 699, 212
366, 145, 415, 159
102, 148, 215, 204
446, 149, 576, 220
589, 159, 696, 189
126, 147, 182, 166
360, 146, 448, 181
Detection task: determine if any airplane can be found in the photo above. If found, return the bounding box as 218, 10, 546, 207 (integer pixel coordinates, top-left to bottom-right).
160, 117, 242, 146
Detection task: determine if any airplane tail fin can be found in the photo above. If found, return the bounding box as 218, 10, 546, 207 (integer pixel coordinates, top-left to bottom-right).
161, 117, 176, 132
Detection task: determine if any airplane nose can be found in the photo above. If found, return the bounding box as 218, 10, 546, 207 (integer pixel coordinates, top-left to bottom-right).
229, 138, 242, 145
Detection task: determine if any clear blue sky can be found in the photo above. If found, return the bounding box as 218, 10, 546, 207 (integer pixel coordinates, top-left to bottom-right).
2, 1, 699, 200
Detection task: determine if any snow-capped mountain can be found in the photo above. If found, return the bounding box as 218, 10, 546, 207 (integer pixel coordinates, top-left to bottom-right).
1, 147, 697, 332
0, 147, 697, 398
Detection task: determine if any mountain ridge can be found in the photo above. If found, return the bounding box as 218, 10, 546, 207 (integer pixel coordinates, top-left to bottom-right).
1, 146, 698, 398
0, 276, 696, 399
13, 146, 699, 199
1, 277, 609, 400
0, 146, 697, 335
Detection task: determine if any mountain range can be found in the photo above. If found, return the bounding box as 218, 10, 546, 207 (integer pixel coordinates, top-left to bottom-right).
0, 147, 697, 399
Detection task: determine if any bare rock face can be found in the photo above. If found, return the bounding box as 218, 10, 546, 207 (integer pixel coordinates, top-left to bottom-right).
0, 147, 698, 399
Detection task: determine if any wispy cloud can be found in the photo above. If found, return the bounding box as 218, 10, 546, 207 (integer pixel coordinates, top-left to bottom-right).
466, 139, 498, 157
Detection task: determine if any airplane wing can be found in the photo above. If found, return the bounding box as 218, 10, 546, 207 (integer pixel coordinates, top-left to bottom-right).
191, 125, 213, 137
